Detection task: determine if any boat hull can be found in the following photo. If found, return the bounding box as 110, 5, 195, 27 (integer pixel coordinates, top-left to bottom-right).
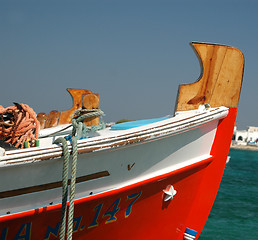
0, 108, 236, 240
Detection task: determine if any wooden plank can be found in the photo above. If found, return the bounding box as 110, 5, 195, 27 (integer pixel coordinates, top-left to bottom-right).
0, 171, 110, 199
175, 42, 244, 111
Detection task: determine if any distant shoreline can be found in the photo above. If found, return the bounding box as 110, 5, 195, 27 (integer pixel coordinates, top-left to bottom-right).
230, 144, 258, 151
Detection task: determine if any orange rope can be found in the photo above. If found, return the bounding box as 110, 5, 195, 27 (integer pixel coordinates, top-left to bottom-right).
0, 103, 39, 148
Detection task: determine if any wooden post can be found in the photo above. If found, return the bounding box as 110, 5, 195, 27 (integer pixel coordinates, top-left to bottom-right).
44, 110, 60, 128
37, 112, 47, 129
82, 93, 100, 127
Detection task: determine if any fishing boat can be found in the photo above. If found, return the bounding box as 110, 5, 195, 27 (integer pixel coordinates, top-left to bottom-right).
0, 42, 244, 240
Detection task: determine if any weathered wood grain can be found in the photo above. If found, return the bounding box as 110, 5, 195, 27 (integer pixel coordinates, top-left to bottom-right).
175, 42, 244, 111
58, 88, 92, 124
44, 110, 60, 128
82, 93, 100, 126
37, 112, 47, 129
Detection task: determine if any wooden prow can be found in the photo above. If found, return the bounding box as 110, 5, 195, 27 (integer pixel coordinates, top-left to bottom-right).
175, 42, 244, 112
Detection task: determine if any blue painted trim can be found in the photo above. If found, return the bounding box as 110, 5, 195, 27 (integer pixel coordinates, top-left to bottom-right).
185, 228, 197, 236
111, 118, 168, 130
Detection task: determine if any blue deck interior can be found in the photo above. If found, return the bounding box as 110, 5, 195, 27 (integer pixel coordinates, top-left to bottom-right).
111, 118, 168, 130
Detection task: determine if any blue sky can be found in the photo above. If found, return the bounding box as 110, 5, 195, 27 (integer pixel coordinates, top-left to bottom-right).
0, 0, 257, 129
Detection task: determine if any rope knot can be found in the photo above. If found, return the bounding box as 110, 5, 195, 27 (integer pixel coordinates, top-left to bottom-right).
71, 109, 105, 139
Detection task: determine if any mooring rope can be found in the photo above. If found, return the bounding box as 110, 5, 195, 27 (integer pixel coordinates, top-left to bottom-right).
54, 137, 69, 240
66, 136, 77, 240
54, 109, 104, 240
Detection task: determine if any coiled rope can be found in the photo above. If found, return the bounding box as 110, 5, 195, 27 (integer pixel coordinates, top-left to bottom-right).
54, 109, 104, 240
0, 103, 39, 148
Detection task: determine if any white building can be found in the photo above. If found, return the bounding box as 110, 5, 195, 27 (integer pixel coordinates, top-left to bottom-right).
232, 126, 258, 146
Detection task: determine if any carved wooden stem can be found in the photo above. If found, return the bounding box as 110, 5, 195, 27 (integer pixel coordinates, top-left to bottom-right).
175, 42, 244, 111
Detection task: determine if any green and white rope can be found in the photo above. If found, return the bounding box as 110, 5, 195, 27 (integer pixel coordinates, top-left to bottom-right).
54, 108, 104, 240
53, 137, 69, 240
66, 136, 77, 240
72, 109, 104, 139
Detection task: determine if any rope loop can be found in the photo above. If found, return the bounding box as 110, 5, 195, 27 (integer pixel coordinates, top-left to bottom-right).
72, 109, 105, 140
73, 109, 104, 123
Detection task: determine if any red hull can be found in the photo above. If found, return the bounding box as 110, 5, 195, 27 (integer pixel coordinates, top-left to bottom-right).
0, 108, 236, 240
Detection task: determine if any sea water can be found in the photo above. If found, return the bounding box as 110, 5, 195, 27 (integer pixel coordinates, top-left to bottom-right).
201, 149, 258, 239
